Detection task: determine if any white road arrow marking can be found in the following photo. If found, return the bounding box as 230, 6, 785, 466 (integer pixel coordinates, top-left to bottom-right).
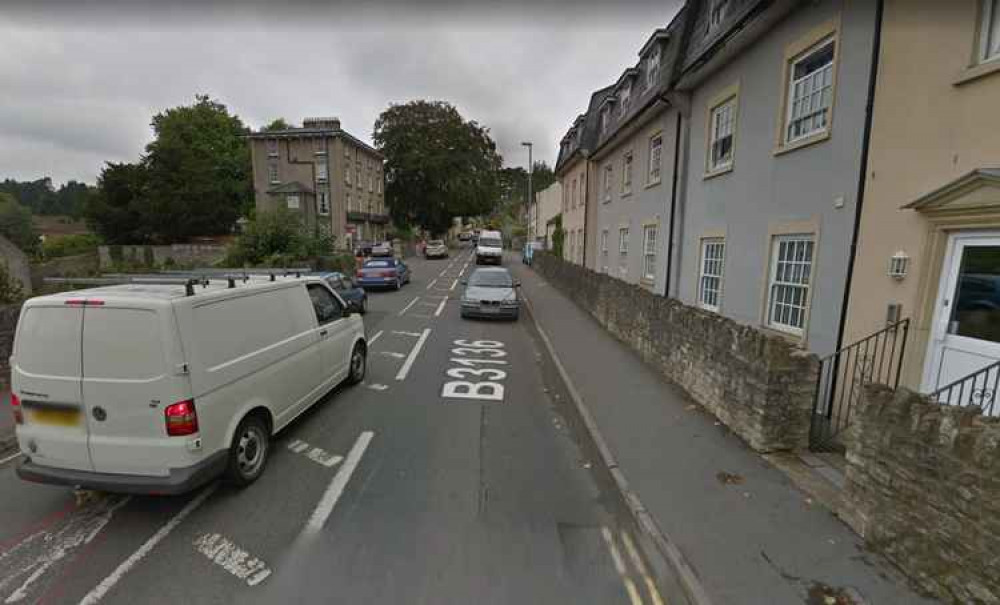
193, 533, 272, 587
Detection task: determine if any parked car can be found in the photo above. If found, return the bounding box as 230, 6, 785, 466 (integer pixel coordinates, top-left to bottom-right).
458, 232, 472, 242
317, 271, 368, 314
356, 258, 410, 290
475, 230, 504, 265
370, 242, 393, 257
353, 240, 374, 257
425, 240, 449, 259
10, 277, 367, 494
522, 241, 543, 265
460, 267, 521, 320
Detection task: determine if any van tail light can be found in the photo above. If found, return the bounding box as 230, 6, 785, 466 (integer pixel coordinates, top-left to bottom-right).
356, 270, 364, 278
10, 392, 22, 425
64, 299, 105, 306
165, 399, 198, 436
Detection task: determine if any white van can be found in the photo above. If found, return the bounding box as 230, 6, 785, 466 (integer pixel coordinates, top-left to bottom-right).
10, 277, 367, 494
475, 230, 503, 265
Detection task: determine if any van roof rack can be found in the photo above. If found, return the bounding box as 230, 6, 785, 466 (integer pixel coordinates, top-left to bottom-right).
43, 270, 313, 297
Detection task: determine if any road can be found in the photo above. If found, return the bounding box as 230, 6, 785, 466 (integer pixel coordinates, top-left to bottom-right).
0, 247, 674, 605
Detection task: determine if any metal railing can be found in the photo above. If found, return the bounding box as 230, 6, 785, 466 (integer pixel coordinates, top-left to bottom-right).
931, 359, 1000, 416
810, 318, 910, 452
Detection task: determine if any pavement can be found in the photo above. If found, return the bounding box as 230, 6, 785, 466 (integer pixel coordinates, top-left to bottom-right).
510, 259, 938, 605
0, 390, 14, 456
0, 248, 679, 605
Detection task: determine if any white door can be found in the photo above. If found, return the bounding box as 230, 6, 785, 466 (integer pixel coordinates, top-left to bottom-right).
306, 284, 354, 386
924, 232, 1000, 412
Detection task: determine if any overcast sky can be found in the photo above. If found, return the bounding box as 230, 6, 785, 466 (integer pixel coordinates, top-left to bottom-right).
1, 1, 682, 186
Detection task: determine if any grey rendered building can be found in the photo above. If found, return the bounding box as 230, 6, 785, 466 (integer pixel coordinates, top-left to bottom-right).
673, 0, 878, 356
248, 117, 388, 251
588, 14, 688, 295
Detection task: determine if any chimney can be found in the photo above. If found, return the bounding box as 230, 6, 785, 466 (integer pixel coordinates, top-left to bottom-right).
303, 117, 341, 130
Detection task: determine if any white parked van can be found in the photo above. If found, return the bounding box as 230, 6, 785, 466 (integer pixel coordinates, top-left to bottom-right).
10, 277, 367, 494
475, 230, 503, 265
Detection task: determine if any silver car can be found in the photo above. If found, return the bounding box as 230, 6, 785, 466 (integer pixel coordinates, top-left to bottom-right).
460, 267, 521, 320
425, 239, 449, 259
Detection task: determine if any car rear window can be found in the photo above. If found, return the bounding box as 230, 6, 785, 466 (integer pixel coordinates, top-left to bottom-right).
83, 308, 165, 380
479, 238, 502, 248
429, 240, 444, 246
364, 260, 392, 268
15, 307, 82, 378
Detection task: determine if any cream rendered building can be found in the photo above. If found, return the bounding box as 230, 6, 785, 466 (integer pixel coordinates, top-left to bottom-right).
842, 0, 1000, 402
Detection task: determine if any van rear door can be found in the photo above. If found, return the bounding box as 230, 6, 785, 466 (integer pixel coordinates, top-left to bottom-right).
13, 304, 91, 471
81, 305, 191, 476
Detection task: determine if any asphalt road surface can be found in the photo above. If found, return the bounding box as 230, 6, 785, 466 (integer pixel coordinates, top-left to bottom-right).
0, 247, 673, 605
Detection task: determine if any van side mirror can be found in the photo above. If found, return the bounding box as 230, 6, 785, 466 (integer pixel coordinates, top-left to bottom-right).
342, 306, 354, 318
460, 279, 467, 285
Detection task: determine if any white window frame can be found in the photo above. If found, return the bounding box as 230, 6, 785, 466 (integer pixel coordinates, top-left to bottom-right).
604, 164, 613, 201
647, 134, 663, 185
618, 227, 629, 255
620, 83, 631, 116
642, 225, 657, 281
347, 192, 353, 212
268, 163, 279, 184
708, 97, 737, 172
601, 230, 608, 254
601, 108, 609, 134
356, 168, 362, 187
315, 162, 328, 183
344, 145, 351, 159
345, 165, 351, 186
622, 152, 633, 194
571, 179, 578, 209
766, 235, 815, 336
314, 137, 327, 155
286, 194, 300, 210
266, 138, 279, 158
698, 239, 726, 312
981, 0, 1000, 63
317, 191, 330, 216
783, 37, 836, 144
646, 46, 661, 88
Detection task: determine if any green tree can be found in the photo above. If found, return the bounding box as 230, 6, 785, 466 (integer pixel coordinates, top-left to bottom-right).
0, 192, 40, 254
85, 162, 151, 244
550, 214, 565, 258
228, 208, 335, 266
373, 100, 502, 234
142, 95, 252, 242
260, 118, 292, 132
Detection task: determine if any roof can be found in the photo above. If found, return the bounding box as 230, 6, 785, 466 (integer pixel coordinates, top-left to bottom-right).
267, 181, 314, 194
26, 278, 316, 306
904, 168, 1000, 211
249, 126, 382, 158
638, 27, 669, 57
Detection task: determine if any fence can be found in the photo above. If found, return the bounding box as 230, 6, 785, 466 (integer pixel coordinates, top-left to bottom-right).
810, 318, 910, 452
931, 358, 1000, 416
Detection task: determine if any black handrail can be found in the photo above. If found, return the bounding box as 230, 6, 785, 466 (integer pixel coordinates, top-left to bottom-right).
810, 318, 910, 452
931, 359, 1000, 416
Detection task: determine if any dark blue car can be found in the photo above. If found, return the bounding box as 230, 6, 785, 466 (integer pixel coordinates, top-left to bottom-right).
314, 272, 368, 314
356, 258, 411, 290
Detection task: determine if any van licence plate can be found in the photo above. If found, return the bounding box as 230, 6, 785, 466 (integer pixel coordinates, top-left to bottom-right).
29, 407, 82, 427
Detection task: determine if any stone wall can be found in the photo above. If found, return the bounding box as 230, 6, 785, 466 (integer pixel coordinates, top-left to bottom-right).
30, 251, 100, 289
98, 244, 227, 270
839, 385, 1000, 604
532, 252, 819, 452
0, 234, 32, 296
0, 305, 22, 390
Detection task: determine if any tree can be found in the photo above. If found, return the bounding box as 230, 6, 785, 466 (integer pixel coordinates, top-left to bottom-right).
142, 95, 252, 242
261, 118, 292, 132
227, 208, 335, 266
85, 162, 150, 244
0, 192, 40, 254
373, 100, 502, 234
0, 178, 95, 217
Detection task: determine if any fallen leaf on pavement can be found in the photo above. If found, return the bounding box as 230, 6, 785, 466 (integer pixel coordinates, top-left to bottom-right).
716, 471, 745, 485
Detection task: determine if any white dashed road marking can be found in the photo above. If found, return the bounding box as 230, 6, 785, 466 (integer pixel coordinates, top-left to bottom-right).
286, 440, 343, 468
364, 383, 389, 391
392, 330, 422, 338
192, 533, 272, 587
396, 328, 431, 381
426, 278, 438, 290
367, 330, 383, 345
450, 278, 459, 291
398, 297, 420, 316
78, 485, 217, 605
379, 351, 406, 359
302, 431, 375, 538
434, 298, 447, 317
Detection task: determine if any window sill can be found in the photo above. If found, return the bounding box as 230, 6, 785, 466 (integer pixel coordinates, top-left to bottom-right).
953, 59, 1000, 86
703, 164, 733, 180
645, 179, 662, 189
773, 130, 830, 156
759, 324, 805, 345
622, 190, 632, 198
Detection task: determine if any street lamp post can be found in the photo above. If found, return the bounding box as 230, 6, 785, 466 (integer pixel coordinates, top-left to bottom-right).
521, 141, 533, 245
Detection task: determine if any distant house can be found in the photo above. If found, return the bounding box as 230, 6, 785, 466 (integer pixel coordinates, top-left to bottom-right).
529, 182, 562, 248
248, 117, 388, 251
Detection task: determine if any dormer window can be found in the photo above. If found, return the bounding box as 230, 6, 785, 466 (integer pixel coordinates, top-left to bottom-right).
709, 0, 729, 32
646, 47, 661, 88
601, 108, 610, 133
620, 83, 632, 116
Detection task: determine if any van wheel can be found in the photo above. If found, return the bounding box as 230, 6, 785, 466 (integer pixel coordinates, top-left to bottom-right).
225, 415, 270, 487
348, 343, 367, 385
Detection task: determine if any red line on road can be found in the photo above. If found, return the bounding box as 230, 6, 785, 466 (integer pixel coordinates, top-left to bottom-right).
0, 501, 77, 555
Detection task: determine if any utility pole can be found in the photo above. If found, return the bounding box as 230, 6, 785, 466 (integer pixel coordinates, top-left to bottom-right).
521, 141, 533, 245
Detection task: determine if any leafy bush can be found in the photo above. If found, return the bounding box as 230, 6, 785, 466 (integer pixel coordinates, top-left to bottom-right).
41, 233, 102, 258
550, 214, 565, 258
0, 193, 40, 254
0, 261, 24, 304
315, 254, 359, 275
226, 209, 336, 266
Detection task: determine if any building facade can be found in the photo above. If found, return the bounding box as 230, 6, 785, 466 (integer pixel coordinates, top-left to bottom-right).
530, 182, 562, 248
589, 20, 686, 295
248, 117, 388, 251
673, 0, 878, 357
842, 0, 1000, 395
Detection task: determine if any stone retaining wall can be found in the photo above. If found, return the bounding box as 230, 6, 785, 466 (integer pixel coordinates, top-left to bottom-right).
98, 244, 227, 270
839, 385, 1000, 603
0, 305, 22, 390
532, 252, 818, 452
